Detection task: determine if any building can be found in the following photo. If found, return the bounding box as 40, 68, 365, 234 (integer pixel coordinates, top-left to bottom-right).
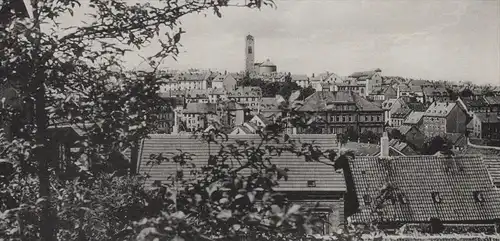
484, 96, 500, 113
369, 85, 397, 101
457, 96, 490, 114
135, 134, 347, 234
227, 86, 262, 110
310, 72, 343, 91
288, 74, 310, 88
212, 73, 237, 91
160, 72, 215, 91
338, 155, 500, 232
391, 108, 412, 128
381, 98, 408, 126
336, 82, 367, 97
348, 69, 383, 94
422, 102, 468, 138
470, 112, 500, 140
396, 124, 425, 150
245, 34, 255, 73
296, 91, 384, 135
403, 111, 425, 128
422, 85, 450, 103
181, 103, 217, 132
253, 59, 277, 74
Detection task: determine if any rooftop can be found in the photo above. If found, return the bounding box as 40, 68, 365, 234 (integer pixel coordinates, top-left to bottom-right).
474, 112, 500, 124
136, 134, 345, 192
348, 155, 500, 224
298, 91, 382, 112
183, 103, 216, 114
424, 102, 458, 117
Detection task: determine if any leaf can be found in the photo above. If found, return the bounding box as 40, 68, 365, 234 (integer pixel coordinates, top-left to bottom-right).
286, 204, 301, 216
216, 209, 232, 221
288, 90, 301, 103
172, 236, 185, 241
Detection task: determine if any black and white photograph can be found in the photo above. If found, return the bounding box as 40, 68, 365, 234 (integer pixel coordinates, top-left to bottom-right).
0, 0, 500, 240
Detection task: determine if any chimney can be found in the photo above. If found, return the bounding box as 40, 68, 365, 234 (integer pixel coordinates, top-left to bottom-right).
397, 85, 401, 99
380, 132, 389, 157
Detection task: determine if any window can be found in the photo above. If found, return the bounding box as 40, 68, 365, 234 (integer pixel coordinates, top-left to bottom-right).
342, 116, 346, 122
349, 116, 353, 122
248, 46, 253, 54
473, 191, 485, 203
307, 180, 316, 187
431, 192, 441, 203
363, 194, 371, 206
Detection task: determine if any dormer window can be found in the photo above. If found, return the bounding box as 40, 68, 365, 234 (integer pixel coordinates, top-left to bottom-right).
398, 193, 408, 204
307, 180, 316, 187
473, 191, 485, 203
363, 194, 371, 206
431, 192, 441, 203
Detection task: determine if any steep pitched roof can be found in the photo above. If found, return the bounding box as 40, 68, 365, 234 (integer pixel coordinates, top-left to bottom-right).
349, 69, 381, 79
137, 134, 346, 192
404, 111, 424, 125
424, 102, 458, 117
422, 86, 448, 96
349, 155, 500, 224
474, 112, 500, 124
483, 156, 500, 186
342, 142, 380, 156
227, 86, 262, 98
397, 125, 414, 135
298, 91, 382, 112
392, 108, 412, 119
484, 96, 500, 105
290, 74, 309, 82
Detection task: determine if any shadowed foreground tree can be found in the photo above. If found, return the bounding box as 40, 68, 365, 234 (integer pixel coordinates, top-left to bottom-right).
0, 0, 277, 240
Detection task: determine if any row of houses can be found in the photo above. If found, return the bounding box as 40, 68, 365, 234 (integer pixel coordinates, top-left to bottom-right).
134, 133, 500, 235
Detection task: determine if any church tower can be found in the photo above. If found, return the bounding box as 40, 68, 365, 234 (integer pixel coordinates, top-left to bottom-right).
245, 34, 255, 74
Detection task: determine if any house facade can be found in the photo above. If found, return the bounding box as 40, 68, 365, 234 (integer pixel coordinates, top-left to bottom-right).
422, 102, 468, 138
297, 91, 384, 136
471, 112, 500, 140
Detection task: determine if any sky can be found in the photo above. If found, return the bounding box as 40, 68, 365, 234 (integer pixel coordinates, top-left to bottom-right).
61, 0, 500, 85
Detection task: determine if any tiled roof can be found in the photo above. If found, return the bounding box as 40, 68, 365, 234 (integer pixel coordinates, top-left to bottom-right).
408, 79, 431, 86
290, 74, 309, 82
397, 125, 413, 135
404, 111, 424, 125
183, 103, 216, 114
422, 86, 448, 96
445, 133, 466, 146
483, 156, 500, 186
349, 69, 381, 78
409, 85, 423, 93
253, 113, 272, 126
424, 102, 457, 117
397, 84, 411, 92
381, 99, 398, 110
342, 142, 380, 156
460, 97, 487, 109
392, 108, 412, 119
227, 86, 262, 98
484, 96, 500, 105
298, 91, 382, 112
349, 155, 500, 224
474, 112, 500, 124
137, 134, 346, 192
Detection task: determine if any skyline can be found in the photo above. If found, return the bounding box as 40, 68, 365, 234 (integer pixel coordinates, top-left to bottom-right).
59, 0, 500, 85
